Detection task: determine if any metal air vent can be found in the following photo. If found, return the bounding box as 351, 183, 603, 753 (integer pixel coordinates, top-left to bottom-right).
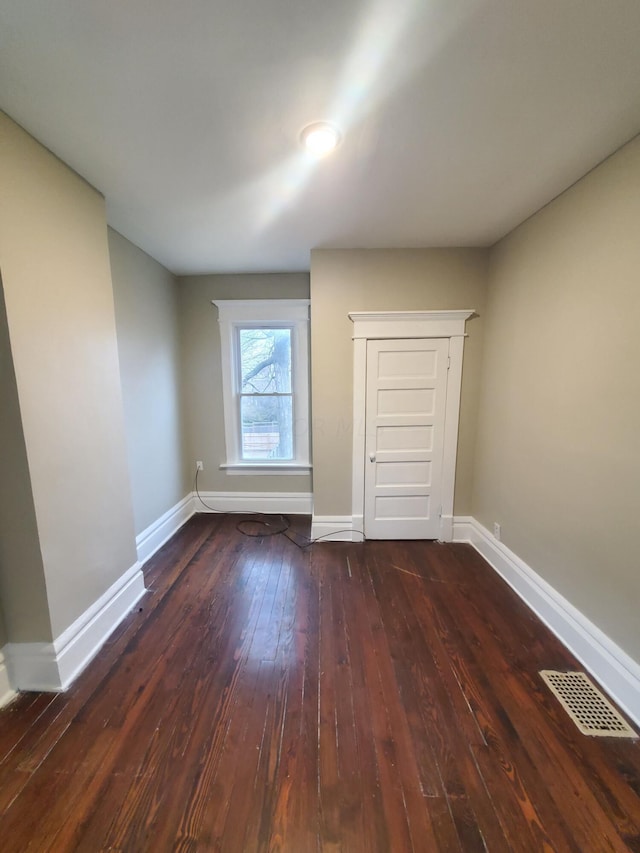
540, 670, 637, 738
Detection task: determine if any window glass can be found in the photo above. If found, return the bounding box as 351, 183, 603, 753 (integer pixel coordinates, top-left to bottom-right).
239, 328, 292, 392
238, 328, 293, 460
240, 396, 293, 460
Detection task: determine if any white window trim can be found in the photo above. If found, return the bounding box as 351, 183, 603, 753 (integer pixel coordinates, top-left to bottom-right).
213, 299, 311, 474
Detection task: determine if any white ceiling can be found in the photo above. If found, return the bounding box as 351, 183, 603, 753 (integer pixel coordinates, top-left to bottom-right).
1, 0, 640, 274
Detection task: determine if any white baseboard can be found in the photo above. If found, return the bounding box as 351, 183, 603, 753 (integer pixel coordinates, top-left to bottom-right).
310, 516, 365, 542
453, 516, 640, 728
0, 650, 15, 708
4, 561, 146, 692
452, 516, 476, 543
136, 493, 195, 564
194, 491, 312, 515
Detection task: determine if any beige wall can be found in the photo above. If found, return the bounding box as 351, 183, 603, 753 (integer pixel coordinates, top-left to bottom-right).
0, 112, 137, 641
473, 135, 640, 661
310, 249, 488, 517
0, 276, 52, 642
178, 273, 311, 494
109, 229, 188, 535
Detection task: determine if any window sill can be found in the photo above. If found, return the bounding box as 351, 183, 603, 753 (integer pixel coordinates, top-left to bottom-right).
220, 463, 312, 476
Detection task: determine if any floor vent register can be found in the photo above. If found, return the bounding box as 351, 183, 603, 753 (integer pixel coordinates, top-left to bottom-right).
540, 670, 637, 738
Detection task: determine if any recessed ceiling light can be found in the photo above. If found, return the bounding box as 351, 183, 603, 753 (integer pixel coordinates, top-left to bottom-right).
300, 122, 341, 157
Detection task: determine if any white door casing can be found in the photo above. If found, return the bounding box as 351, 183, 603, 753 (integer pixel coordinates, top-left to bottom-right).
364, 338, 449, 539
349, 310, 474, 542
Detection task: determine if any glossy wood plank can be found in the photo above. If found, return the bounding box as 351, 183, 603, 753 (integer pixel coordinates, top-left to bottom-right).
0, 517, 639, 852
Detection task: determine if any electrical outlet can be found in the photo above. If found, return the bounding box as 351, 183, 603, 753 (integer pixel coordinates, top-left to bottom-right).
196, 460, 204, 471
493, 522, 501, 541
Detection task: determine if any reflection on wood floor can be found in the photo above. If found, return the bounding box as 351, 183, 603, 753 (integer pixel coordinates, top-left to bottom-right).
0, 513, 639, 851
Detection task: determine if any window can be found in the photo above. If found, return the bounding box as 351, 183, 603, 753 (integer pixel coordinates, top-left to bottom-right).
238, 327, 293, 460
213, 299, 311, 473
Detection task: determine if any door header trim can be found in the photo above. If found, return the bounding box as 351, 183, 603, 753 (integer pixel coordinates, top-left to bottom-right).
349, 310, 474, 340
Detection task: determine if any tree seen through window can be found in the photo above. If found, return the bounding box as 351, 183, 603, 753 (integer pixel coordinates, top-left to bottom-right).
238, 328, 293, 460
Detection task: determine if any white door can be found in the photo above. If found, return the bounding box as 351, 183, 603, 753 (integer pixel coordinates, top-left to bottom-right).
364, 338, 449, 539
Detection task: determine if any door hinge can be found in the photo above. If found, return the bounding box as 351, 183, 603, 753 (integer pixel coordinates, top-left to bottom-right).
447, 356, 451, 370
438, 506, 442, 518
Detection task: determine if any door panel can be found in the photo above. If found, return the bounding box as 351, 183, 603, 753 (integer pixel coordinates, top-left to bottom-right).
376, 425, 433, 452
375, 460, 432, 487
377, 348, 438, 378
377, 388, 435, 416
374, 495, 430, 519
364, 338, 449, 539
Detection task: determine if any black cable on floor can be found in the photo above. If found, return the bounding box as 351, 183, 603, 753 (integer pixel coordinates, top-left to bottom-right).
193, 467, 366, 549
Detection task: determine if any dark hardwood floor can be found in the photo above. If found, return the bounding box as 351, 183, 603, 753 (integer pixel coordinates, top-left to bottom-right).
0, 513, 639, 851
